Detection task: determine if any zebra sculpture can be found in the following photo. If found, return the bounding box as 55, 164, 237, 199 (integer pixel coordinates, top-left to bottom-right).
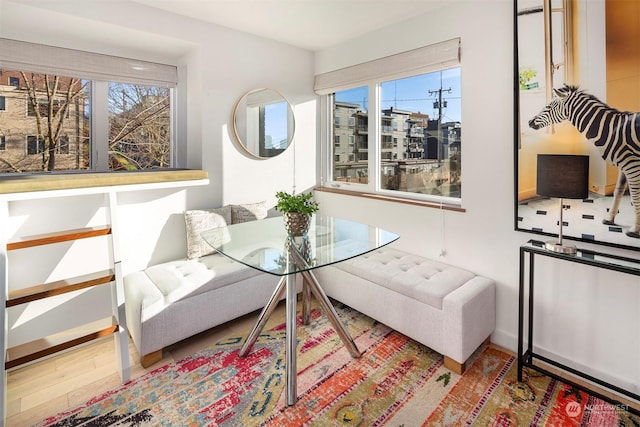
528, 84, 640, 238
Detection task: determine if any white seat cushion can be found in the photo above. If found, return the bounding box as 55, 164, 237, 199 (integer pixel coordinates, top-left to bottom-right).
142, 254, 261, 303
333, 248, 476, 310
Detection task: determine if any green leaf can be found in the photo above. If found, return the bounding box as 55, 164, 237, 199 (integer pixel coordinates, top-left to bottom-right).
275, 191, 319, 215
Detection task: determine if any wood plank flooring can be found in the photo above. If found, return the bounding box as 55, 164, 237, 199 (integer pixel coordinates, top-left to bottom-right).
5, 308, 261, 427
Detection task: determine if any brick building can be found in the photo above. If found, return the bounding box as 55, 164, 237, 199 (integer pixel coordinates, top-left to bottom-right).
0, 70, 89, 173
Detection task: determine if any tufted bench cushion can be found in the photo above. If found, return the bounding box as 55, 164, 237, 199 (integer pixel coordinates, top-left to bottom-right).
141, 256, 261, 304
337, 250, 476, 310
313, 246, 495, 374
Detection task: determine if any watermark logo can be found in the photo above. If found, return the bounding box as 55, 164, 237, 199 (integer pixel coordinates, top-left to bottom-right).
565, 401, 630, 418
565, 401, 582, 418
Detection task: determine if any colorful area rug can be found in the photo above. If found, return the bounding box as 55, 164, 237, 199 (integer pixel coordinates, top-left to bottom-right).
36, 302, 638, 426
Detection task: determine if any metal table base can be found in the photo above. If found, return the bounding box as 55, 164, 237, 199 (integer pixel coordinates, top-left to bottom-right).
238, 241, 360, 406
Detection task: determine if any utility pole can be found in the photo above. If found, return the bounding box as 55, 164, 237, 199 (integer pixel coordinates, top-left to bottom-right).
429, 87, 451, 162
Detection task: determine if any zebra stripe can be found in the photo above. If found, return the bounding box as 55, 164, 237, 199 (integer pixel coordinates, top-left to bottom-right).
528, 84, 640, 237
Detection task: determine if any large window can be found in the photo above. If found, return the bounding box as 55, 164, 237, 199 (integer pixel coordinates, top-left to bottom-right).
318, 39, 462, 204
0, 39, 177, 174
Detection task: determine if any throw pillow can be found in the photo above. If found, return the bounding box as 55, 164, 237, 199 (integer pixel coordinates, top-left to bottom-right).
231, 201, 268, 224
184, 206, 232, 259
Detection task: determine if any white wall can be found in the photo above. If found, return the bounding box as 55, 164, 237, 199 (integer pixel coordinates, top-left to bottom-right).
314, 0, 639, 395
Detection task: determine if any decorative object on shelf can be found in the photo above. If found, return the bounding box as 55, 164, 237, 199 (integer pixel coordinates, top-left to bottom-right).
536, 154, 589, 254
275, 191, 319, 236
232, 88, 295, 159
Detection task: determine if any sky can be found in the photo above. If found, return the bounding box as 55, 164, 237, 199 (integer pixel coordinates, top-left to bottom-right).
261, 68, 462, 148
264, 101, 290, 148
335, 68, 462, 123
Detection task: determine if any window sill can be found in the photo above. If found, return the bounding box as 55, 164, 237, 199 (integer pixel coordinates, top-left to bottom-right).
0, 169, 209, 199
315, 186, 465, 212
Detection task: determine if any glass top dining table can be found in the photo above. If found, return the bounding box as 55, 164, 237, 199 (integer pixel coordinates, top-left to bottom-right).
201, 214, 399, 406
201, 214, 400, 276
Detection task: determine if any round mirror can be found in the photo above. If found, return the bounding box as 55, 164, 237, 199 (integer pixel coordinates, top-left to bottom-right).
232, 88, 295, 159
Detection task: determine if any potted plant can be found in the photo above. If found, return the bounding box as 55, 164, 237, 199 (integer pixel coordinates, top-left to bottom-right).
275, 191, 319, 236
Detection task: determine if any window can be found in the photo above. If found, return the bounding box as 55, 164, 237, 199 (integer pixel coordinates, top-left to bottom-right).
317, 38, 462, 204
332, 89, 369, 183
0, 39, 177, 174
0, 134, 5, 151
0, 71, 91, 172
26, 135, 43, 155
108, 82, 171, 170
517, 0, 573, 135
58, 135, 70, 155
379, 71, 461, 197
0, 96, 5, 110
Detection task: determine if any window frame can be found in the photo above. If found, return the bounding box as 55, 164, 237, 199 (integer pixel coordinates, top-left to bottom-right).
320, 69, 463, 207
26, 135, 43, 155
0, 38, 179, 175
316, 38, 462, 208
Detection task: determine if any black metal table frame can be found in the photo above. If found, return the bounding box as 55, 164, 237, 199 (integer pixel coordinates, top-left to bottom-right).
518, 240, 640, 416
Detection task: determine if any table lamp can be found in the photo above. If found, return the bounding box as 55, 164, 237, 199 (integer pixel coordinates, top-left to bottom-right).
536, 154, 589, 255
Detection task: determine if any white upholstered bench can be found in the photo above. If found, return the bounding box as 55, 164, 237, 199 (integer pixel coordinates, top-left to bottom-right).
124, 254, 281, 367
124, 201, 284, 367
313, 247, 496, 374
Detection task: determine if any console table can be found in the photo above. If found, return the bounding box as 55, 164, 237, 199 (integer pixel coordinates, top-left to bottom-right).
518, 240, 640, 415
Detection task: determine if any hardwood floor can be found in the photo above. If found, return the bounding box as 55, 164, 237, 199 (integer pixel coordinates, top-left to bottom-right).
5, 308, 263, 427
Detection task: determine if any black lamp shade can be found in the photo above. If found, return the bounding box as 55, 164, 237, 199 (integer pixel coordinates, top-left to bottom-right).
537, 154, 589, 199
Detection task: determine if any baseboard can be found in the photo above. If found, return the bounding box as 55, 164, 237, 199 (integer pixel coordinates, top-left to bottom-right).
531, 345, 639, 397
489, 329, 639, 399
488, 328, 517, 354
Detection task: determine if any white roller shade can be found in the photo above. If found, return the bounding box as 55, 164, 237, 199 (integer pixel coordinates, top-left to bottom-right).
0, 38, 177, 87
314, 38, 460, 95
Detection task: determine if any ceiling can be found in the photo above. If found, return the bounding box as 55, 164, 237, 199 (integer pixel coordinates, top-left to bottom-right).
131, 0, 450, 51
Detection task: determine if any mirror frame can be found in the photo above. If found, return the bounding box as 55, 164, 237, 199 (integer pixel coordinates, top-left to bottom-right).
232, 87, 295, 159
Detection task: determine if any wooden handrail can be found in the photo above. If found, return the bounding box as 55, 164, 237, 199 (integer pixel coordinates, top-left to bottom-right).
6, 270, 115, 307
6, 226, 111, 251
5, 317, 119, 370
